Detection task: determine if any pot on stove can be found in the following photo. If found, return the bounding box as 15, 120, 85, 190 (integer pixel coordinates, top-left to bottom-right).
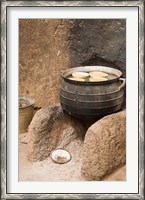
60, 66, 126, 121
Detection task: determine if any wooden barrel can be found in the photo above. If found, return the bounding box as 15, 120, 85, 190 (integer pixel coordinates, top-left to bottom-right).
60, 66, 125, 121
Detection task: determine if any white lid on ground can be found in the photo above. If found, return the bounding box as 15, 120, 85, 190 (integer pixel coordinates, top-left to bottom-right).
50, 149, 71, 164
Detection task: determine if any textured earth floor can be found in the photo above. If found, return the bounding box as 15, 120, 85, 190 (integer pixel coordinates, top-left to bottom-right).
19, 132, 126, 182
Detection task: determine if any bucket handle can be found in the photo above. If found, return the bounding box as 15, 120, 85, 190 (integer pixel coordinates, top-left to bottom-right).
119, 78, 126, 90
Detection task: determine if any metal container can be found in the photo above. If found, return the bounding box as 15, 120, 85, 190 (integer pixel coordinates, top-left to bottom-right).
19, 96, 35, 133
60, 66, 125, 121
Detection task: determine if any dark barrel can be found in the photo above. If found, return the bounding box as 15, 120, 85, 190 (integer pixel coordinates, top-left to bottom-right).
60, 66, 126, 121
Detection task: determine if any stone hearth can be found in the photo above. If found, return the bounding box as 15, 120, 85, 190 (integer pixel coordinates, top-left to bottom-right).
19, 105, 126, 181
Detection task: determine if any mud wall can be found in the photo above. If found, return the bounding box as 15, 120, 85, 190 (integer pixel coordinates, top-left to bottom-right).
19, 19, 126, 107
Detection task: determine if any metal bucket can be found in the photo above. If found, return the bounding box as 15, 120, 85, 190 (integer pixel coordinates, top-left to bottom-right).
19, 96, 35, 133
60, 66, 126, 121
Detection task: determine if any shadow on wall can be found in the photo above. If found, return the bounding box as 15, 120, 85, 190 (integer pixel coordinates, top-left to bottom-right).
68, 19, 126, 78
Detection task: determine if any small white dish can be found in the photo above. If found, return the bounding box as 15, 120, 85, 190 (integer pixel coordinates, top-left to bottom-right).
50, 149, 71, 164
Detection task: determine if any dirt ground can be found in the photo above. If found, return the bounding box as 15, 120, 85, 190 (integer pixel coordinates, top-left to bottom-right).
19, 132, 126, 182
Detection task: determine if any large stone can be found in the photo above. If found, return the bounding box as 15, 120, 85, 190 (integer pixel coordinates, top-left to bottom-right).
81, 111, 126, 180
27, 105, 86, 162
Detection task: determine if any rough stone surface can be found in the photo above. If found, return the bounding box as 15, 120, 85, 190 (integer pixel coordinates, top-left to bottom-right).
81, 111, 126, 180
19, 19, 126, 107
27, 105, 86, 162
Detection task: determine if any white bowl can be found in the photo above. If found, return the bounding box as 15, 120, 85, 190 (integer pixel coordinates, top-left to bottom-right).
50, 149, 71, 164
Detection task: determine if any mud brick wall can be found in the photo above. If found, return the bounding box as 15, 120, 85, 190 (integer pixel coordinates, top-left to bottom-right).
19, 19, 126, 107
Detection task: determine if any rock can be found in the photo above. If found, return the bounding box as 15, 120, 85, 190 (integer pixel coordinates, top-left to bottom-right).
27, 105, 86, 162
81, 111, 126, 180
